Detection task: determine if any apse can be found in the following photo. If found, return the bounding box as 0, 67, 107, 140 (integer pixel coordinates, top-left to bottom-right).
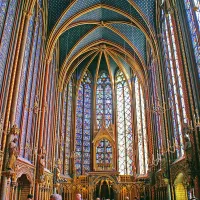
0, 0, 199, 200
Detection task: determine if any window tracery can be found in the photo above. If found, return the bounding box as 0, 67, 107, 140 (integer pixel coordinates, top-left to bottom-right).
96, 72, 113, 129
96, 139, 112, 166
162, 12, 187, 158
14, 10, 43, 159
149, 51, 162, 168
135, 77, 148, 175
184, 0, 200, 78
15, 10, 35, 156
116, 70, 133, 175
75, 71, 92, 175
63, 79, 73, 175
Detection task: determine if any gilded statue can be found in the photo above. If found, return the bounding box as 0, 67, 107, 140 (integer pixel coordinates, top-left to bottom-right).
7, 137, 19, 170
55, 159, 62, 181
56, 167, 61, 181
38, 149, 45, 182
71, 151, 77, 178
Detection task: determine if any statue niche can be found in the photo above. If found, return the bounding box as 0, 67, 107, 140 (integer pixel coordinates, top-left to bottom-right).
93, 126, 116, 171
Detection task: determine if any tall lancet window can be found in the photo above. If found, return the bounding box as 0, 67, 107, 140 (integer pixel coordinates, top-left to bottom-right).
0, 0, 18, 90
162, 13, 187, 158
116, 70, 133, 175
62, 79, 73, 175
15, 9, 44, 158
149, 51, 162, 168
65, 80, 73, 174
135, 77, 148, 175
184, 0, 200, 78
96, 72, 113, 129
75, 71, 92, 175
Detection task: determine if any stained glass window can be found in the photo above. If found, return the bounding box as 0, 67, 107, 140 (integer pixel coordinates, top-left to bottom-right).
26, 13, 43, 139
96, 72, 113, 129
135, 77, 148, 175
59, 78, 73, 175
162, 13, 186, 158
149, 51, 162, 167
14, 10, 44, 160
0, 0, 18, 90
15, 11, 35, 126
96, 139, 112, 169
14, 10, 35, 156
75, 71, 92, 175
46, 51, 56, 170
184, 0, 200, 78
65, 79, 73, 175
116, 70, 133, 175
23, 13, 43, 160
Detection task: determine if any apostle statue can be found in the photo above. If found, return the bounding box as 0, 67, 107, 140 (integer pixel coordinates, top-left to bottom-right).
38, 149, 46, 182
6, 125, 20, 171
55, 159, 62, 181
7, 137, 19, 170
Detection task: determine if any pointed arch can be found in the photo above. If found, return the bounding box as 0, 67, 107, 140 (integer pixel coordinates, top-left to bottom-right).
75, 70, 92, 175
96, 71, 113, 129
135, 76, 148, 175
116, 70, 133, 175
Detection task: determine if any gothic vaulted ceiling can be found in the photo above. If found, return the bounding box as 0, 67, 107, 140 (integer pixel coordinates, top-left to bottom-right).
47, 0, 157, 89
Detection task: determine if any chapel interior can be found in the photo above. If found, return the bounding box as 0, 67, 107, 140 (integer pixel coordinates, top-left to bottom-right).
0, 0, 199, 200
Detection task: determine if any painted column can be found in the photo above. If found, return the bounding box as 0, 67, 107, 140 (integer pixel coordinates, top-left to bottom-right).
35, 59, 51, 200
38, 58, 51, 148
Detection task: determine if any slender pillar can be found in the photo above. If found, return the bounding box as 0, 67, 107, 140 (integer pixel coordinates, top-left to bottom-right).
38, 58, 51, 148
34, 59, 51, 200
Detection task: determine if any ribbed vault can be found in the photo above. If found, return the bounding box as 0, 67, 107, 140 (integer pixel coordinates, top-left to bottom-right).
62, 44, 146, 91
46, 0, 157, 91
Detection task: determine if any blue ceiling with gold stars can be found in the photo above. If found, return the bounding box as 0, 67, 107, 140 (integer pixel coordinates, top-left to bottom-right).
48, 0, 156, 71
